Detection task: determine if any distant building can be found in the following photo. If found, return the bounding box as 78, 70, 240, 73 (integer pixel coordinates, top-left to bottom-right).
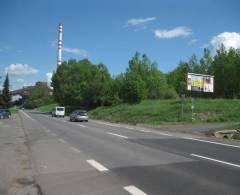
10, 81, 52, 102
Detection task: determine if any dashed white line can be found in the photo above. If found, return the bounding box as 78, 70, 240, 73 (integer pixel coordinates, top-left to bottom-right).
86, 159, 109, 172
58, 138, 66, 143
124, 185, 147, 195
70, 147, 80, 153
107, 132, 128, 139
154, 132, 173, 137
77, 124, 86, 128
136, 129, 151, 133
184, 137, 240, 149
125, 127, 134, 130
191, 154, 240, 168
97, 121, 121, 128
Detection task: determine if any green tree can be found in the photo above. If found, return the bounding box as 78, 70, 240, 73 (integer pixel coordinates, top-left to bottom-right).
24, 85, 53, 109
199, 48, 213, 74
52, 59, 114, 108
120, 72, 146, 104
211, 45, 240, 98
167, 62, 188, 95
127, 52, 172, 99
2, 74, 11, 108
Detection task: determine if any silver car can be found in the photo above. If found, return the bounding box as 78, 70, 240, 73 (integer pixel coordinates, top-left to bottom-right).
70, 110, 88, 122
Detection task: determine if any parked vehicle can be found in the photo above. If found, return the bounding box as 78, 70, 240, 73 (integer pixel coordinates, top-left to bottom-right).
0, 109, 11, 119
52, 107, 65, 117
70, 110, 88, 122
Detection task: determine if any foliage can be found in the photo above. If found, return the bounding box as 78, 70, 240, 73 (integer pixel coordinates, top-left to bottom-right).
90, 98, 240, 125
24, 86, 53, 109
37, 103, 58, 113
209, 45, 240, 98
120, 72, 146, 104
52, 59, 114, 109
1, 74, 11, 108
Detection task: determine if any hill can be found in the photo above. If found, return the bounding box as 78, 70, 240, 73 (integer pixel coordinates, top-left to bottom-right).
89, 99, 240, 125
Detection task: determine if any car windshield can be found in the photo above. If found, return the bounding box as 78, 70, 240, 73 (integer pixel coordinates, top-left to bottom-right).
57, 108, 64, 111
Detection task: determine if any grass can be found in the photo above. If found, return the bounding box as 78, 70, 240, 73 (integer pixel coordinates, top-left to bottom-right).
89, 98, 240, 125
9, 107, 19, 114
37, 103, 58, 113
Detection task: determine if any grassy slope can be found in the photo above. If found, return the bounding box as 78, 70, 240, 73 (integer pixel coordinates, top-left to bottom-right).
89, 99, 240, 125
37, 103, 58, 113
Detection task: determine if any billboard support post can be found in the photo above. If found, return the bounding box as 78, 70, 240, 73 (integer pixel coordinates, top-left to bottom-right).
191, 97, 195, 121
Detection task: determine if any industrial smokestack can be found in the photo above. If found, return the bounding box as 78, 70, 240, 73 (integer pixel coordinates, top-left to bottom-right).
57, 23, 63, 66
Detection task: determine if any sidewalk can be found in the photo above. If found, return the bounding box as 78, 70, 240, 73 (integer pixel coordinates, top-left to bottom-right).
0, 114, 40, 195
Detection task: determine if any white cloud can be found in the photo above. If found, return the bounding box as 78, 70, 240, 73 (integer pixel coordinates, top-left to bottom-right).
125, 17, 156, 27
62, 47, 88, 57
5, 63, 38, 75
188, 39, 198, 45
46, 72, 53, 86
16, 78, 24, 83
154, 26, 192, 39
200, 43, 210, 49
211, 32, 240, 50
51, 40, 88, 57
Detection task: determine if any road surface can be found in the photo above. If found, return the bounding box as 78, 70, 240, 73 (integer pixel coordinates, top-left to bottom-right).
19, 110, 240, 195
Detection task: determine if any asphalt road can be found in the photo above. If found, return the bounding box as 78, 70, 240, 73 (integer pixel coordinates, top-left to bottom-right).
19, 110, 240, 195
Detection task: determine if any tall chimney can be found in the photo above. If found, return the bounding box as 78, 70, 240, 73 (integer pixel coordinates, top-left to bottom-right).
57, 23, 63, 66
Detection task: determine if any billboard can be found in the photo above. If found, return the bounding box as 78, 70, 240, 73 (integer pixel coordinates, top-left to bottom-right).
187, 73, 214, 92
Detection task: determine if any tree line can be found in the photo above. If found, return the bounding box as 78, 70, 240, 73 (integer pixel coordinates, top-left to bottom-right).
52, 45, 240, 109
0, 74, 11, 108
168, 45, 240, 98
2, 44, 240, 109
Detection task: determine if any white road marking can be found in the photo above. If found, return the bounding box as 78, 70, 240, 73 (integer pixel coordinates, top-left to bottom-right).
86, 159, 109, 172
124, 185, 147, 195
21, 111, 35, 121
137, 129, 151, 133
191, 154, 240, 168
97, 121, 121, 128
107, 132, 128, 139
77, 124, 86, 127
154, 132, 173, 137
58, 138, 66, 143
184, 137, 240, 149
125, 126, 134, 130
70, 147, 80, 153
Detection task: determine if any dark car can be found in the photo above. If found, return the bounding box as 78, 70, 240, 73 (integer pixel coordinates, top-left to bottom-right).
0, 109, 11, 119
70, 110, 88, 122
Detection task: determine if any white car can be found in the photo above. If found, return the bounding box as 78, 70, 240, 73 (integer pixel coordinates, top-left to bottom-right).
52, 107, 65, 117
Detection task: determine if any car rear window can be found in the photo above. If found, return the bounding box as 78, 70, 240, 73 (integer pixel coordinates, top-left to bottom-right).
79, 112, 87, 116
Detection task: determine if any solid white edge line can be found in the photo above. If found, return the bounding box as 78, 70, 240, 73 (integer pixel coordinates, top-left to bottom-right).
107, 132, 128, 139
124, 185, 147, 195
58, 138, 66, 143
191, 154, 240, 168
86, 159, 109, 172
70, 147, 80, 153
184, 137, 240, 149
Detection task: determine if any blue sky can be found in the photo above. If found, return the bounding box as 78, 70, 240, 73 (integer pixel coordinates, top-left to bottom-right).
0, 0, 240, 90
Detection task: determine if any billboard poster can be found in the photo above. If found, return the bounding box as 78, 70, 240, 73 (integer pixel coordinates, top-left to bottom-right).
187, 73, 214, 93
